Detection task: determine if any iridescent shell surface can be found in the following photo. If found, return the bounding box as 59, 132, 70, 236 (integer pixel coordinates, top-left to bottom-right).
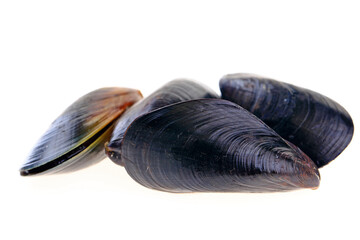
121, 99, 320, 192
105, 79, 219, 165
220, 73, 354, 167
20, 87, 142, 176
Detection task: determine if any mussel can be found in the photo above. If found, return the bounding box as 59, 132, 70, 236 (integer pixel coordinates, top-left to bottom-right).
105, 79, 219, 165
20, 74, 353, 193
20, 87, 142, 176
220, 73, 354, 168
121, 99, 320, 192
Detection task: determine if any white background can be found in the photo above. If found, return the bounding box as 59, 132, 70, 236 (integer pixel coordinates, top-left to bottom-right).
1, 1, 359, 240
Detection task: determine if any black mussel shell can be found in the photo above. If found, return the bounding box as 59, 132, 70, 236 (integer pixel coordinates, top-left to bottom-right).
105, 79, 219, 165
220, 73, 354, 168
121, 99, 320, 193
20, 88, 143, 176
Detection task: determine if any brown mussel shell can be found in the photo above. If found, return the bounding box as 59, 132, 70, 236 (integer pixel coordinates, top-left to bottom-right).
105, 79, 219, 165
121, 99, 320, 193
20, 87, 142, 176
220, 73, 354, 168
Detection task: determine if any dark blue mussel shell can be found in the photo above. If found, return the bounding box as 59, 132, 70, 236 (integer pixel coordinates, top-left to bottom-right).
121, 99, 320, 192
220, 73, 354, 168
105, 79, 219, 165
20, 88, 142, 176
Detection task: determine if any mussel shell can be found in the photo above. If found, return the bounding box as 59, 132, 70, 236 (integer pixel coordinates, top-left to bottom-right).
220, 73, 354, 168
20, 87, 142, 176
105, 79, 219, 165
121, 99, 320, 193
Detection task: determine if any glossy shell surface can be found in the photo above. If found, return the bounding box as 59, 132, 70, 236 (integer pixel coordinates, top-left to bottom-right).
105, 79, 219, 165
121, 99, 320, 192
220, 73, 354, 168
20, 87, 142, 176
